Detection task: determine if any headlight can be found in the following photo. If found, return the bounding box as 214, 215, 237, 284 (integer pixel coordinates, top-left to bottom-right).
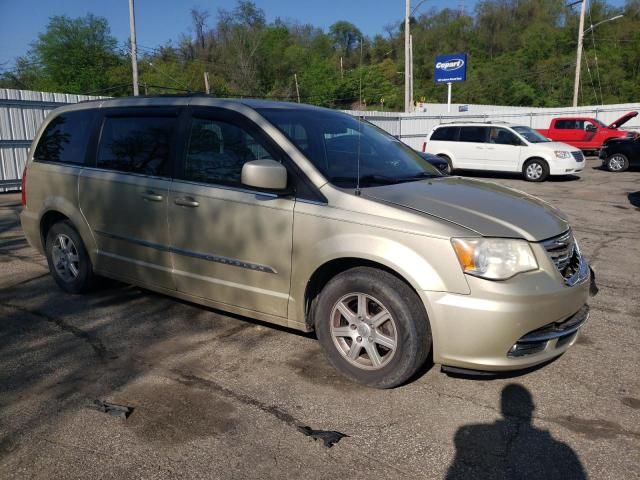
451, 238, 538, 280
554, 151, 572, 159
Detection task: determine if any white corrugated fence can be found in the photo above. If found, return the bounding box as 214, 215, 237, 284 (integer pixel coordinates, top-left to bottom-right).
1, 88, 639, 190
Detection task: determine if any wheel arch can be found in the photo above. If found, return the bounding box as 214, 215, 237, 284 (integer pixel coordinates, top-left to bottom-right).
303, 257, 429, 331
520, 155, 549, 171
37, 200, 97, 263
40, 210, 70, 249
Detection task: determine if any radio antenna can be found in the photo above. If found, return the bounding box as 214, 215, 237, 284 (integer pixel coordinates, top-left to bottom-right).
355, 36, 364, 196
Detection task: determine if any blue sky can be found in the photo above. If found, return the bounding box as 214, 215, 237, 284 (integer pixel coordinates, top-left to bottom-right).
0, 0, 627, 66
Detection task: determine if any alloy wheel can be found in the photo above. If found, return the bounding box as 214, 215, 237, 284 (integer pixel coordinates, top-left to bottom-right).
51, 234, 80, 282
608, 154, 626, 172
329, 292, 398, 370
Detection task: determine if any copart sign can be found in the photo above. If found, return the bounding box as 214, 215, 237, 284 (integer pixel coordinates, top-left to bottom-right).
434, 53, 467, 83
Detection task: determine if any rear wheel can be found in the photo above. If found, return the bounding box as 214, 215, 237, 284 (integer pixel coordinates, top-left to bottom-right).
523, 158, 549, 182
606, 153, 629, 172
45, 221, 97, 294
314, 267, 431, 388
437, 155, 453, 174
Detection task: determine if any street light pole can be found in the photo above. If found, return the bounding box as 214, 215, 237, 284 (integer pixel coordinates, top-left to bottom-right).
404, 0, 411, 112
572, 0, 586, 107
128, 0, 140, 96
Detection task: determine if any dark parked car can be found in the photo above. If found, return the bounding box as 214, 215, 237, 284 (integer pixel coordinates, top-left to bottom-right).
416, 151, 451, 175
600, 136, 640, 172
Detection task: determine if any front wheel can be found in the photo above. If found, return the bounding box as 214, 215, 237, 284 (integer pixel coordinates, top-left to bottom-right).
314, 267, 432, 388
523, 159, 549, 182
605, 153, 629, 172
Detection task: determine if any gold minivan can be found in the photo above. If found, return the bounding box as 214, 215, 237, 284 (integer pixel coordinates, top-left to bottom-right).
20, 97, 596, 388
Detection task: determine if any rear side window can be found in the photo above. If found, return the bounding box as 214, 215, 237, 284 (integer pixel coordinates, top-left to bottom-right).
555, 120, 583, 130
459, 127, 488, 143
97, 116, 176, 176
431, 127, 458, 141
34, 110, 95, 164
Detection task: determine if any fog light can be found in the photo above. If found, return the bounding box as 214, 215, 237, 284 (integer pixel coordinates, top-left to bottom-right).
508, 341, 547, 357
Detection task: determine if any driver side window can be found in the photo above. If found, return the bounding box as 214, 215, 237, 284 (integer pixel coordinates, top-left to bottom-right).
489, 127, 519, 145
184, 117, 272, 186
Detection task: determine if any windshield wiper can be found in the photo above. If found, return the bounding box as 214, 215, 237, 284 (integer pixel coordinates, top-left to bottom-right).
330, 174, 402, 186
398, 171, 440, 181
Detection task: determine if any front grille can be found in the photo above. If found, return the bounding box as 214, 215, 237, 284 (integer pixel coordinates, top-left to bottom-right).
541, 230, 582, 282
571, 151, 584, 162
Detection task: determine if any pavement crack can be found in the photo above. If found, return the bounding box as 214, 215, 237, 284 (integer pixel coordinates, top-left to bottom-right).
1, 302, 114, 362
589, 235, 623, 262
172, 370, 300, 427
0, 272, 49, 290
172, 370, 418, 476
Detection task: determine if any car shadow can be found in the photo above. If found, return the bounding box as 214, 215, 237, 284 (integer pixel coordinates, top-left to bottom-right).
628, 192, 640, 208
456, 170, 581, 182
445, 384, 586, 479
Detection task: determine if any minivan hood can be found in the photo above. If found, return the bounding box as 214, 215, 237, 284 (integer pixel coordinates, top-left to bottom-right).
608, 111, 638, 129
364, 177, 569, 241
543, 141, 581, 151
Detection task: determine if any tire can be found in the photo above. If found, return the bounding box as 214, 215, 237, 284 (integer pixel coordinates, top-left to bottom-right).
605, 153, 629, 172
314, 267, 431, 388
45, 220, 97, 294
437, 154, 453, 174
523, 158, 549, 182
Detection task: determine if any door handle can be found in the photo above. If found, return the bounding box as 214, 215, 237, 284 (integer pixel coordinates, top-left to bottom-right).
174, 197, 200, 208
141, 192, 163, 202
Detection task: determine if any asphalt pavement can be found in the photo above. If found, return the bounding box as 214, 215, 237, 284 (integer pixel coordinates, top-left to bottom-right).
1, 159, 639, 479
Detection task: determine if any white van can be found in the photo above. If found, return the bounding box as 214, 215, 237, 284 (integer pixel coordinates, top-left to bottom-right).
423, 122, 585, 181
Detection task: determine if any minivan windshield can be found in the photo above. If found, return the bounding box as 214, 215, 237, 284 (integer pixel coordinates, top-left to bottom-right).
512, 126, 551, 143
257, 108, 440, 188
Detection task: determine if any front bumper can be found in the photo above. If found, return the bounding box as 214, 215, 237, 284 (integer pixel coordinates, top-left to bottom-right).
549, 157, 584, 175
423, 257, 592, 372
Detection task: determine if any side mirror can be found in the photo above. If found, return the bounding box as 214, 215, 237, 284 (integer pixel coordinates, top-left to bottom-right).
586, 124, 597, 132
241, 159, 288, 191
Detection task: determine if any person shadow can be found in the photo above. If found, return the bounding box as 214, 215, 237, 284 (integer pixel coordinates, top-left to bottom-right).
446, 384, 587, 480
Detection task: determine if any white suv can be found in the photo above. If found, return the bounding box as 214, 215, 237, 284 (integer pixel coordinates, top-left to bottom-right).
423, 122, 585, 182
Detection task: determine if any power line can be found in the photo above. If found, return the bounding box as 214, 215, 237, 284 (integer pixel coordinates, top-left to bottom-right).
587, 3, 604, 105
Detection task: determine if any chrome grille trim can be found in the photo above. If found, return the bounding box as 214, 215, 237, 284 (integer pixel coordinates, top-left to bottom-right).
540, 230, 588, 286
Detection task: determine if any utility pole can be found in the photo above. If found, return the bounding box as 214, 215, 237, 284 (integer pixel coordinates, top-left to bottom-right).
128, 0, 139, 96
404, 0, 411, 112
340, 56, 344, 79
204, 72, 210, 94
294, 73, 301, 103
409, 34, 414, 110
572, 0, 586, 107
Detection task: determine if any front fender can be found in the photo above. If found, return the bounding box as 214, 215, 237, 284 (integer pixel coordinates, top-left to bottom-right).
289, 227, 470, 324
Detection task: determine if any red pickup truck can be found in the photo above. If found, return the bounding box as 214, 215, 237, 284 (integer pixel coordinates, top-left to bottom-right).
537, 111, 637, 153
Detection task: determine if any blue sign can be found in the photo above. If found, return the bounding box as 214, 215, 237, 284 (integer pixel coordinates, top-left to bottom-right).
434, 53, 467, 84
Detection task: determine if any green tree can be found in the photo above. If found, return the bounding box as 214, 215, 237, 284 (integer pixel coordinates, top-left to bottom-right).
329, 21, 363, 57
22, 14, 124, 94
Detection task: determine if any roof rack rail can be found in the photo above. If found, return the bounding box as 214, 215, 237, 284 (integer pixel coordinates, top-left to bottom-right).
442, 120, 512, 125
